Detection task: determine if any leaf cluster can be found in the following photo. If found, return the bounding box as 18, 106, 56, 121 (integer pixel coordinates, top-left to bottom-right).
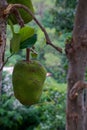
10, 26, 37, 54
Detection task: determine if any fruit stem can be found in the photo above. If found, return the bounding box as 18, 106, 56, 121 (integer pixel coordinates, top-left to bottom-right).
26, 48, 30, 62
18, 21, 31, 62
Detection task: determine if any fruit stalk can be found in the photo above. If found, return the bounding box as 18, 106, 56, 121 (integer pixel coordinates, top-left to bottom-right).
18, 16, 31, 62
26, 48, 30, 62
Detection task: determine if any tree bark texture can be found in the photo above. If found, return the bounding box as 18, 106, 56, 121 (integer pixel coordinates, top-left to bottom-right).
85, 89, 87, 129
0, 0, 7, 95
66, 0, 87, 130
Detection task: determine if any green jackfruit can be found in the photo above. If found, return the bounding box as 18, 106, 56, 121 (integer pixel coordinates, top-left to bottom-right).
12, 60, 47, 105
7, 0, 34, 24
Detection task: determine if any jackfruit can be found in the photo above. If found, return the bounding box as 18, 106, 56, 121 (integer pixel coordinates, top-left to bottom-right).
12, 60, 47, 105
7, 0, 34, 24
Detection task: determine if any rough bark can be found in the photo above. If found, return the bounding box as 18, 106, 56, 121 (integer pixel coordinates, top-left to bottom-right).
66, 0, 87, 130
0, 0, 7, 95
85, 89, 87, 129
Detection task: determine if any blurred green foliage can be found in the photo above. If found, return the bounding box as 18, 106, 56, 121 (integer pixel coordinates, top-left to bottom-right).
51, 0, 77, 32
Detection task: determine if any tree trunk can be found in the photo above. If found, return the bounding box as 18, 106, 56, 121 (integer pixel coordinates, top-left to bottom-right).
0, 0, 7, 95
85, 89, 87, 129
66, 0, 87, 130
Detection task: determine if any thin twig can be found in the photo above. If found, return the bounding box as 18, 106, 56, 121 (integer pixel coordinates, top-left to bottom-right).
30, 48, 38, 54
0, 53, 14, 71
4, 4, 62, 53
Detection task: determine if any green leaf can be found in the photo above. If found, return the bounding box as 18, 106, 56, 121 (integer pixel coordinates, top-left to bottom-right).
20, 34, 37, 49
19, 26, 35, 42
10, 33, 21, 53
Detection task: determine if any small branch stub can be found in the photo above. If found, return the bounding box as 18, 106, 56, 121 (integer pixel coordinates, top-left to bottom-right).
69, 81, 87, 100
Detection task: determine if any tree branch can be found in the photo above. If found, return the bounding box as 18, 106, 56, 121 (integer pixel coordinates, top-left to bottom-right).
11, 8, 25, 27
69, 81, 87, 100
4, 4, 62, 53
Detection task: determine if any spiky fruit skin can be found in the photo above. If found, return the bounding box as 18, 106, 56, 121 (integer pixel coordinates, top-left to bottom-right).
12, 60, 46, 105
7, 0, 34, 24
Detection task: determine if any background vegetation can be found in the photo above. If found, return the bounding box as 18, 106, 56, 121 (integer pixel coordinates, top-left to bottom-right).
0, 0, 76, 130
